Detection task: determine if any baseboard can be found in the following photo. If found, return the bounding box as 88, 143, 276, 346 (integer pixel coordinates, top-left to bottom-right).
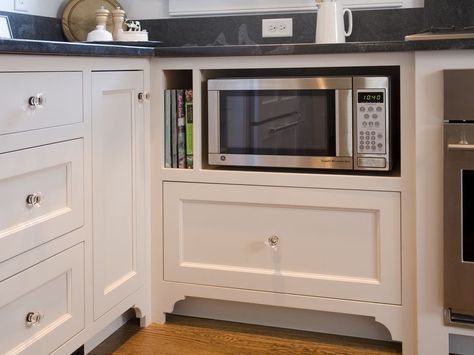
172, 297, 393, 341
84, 309, 135, 354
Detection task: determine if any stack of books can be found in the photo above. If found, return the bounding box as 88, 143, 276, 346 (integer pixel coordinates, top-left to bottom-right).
164, 89, 193, 168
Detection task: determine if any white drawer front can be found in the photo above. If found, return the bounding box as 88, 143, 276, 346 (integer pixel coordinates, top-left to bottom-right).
0, 139, 84, 262
164, 182, 401, 304
0, 243, 84, 355
0, 72, 83, 136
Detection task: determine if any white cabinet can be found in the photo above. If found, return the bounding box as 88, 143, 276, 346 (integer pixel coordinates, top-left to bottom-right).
0, 243, 84, 355
0, 66, 87, 355
154, 55, 415, 350
92, 71, 147, 319
164, 182, 401, 304
0, 71, 83, 136
0, 139, 84, 263
0, 57, 151, 355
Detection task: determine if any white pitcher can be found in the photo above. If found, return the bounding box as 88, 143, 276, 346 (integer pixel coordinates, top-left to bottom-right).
315, 0, 353, 44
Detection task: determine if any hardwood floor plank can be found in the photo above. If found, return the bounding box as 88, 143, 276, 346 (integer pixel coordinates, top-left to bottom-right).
89, 315, 402, 355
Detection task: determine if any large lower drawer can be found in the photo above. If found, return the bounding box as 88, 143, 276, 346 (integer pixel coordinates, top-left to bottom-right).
0, 243, 84, 355
0, 139, 84, 262
0, 71, 83, 136
164, 182, 401, 304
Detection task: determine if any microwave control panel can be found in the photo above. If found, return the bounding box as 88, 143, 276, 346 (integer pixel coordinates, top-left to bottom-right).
353, 74, 391, 172
356, 89, 387, 156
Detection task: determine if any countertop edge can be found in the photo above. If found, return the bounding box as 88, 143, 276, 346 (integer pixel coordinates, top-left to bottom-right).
0, 39, 155, 57
1, 38, 474, 58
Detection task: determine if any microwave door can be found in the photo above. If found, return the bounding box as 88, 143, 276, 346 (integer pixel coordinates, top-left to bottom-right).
208, 77, 354, 170
444, 123, 474, 323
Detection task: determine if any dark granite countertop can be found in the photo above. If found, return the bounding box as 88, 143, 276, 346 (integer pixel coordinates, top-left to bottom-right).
154, 39, 474, 57
0, 39, 154, 57
1, 38, 474, 58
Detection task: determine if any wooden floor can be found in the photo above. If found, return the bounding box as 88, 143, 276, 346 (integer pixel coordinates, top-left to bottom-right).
89, 315, 402, 355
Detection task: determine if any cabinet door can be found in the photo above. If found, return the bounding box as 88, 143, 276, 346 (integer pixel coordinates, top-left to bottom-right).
164, 182, 401, 305
92, 71, 146, 319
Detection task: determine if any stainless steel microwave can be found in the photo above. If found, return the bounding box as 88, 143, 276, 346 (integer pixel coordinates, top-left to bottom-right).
208, 76, 391, 171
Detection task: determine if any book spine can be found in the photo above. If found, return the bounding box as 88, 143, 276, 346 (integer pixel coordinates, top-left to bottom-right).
185, 89, 193, 169
164, 90, 171, 168
171, 90, 177, 168
176, 89, 186, 169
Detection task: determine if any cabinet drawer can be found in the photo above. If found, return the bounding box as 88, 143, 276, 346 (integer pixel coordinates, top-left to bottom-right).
0, 139, 84, 262
0, 72, 83, 136
164, 182, 401, 304
0, 243, 84, 355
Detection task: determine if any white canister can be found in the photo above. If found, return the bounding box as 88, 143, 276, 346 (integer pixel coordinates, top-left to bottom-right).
315, 0, 353, 44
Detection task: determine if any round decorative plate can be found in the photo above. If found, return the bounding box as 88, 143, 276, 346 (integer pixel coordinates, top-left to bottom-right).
62, 0, 122, 42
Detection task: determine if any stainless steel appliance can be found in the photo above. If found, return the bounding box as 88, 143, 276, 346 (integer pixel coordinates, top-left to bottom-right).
406, 0, 474, 41
405, 26, 474, 41
208, 76, 391, 171
444, 70, 474, 326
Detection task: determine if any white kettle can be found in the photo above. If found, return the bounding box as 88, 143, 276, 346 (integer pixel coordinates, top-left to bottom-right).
315, 0, 353, 44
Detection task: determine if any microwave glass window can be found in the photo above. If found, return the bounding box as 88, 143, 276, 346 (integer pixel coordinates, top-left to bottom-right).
463, 170, 474, 262
219, 90, 336, 156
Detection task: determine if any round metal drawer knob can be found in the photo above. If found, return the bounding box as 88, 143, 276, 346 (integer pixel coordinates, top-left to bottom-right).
26, 192, 44, 208
267, 235, 280, 248
25, 311, 43, 326
28, 94, 45, 108
138, 91, 150, 102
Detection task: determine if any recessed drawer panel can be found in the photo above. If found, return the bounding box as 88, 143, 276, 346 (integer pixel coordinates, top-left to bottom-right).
164, 182, 401, 304
0, 72, 83, 136
0, 243, 84, 355
0, 139, 84, 262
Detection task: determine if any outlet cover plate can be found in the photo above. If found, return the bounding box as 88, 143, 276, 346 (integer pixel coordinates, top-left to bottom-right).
262, 18, 293, 38
14, 0, 29, 12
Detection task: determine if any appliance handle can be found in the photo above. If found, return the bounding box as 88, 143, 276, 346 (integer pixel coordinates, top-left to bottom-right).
335, 89, 352, 158
448, 143, 474, 151
208, 91, 220, 153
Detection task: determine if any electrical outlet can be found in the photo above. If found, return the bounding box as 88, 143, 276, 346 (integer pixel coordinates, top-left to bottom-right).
14, 0, 29, 12
262, 18, 293, 38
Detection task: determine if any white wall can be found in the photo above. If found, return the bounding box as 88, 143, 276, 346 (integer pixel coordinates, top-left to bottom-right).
121, 0, 168, 19
0, 0, 65, 17
169, 0, 424, 17
0, 0, 168, 19
0, 0, 422, 19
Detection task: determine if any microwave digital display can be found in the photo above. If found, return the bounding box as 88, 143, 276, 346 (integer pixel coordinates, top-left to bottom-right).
358, 92, 384, 103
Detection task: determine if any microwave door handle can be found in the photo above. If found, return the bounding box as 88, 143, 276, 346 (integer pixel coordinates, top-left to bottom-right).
335, 90, 352, 157
208, 91, 220, 153
448, 143, 474, 151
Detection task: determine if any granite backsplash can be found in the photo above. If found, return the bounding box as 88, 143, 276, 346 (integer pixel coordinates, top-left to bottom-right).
141, 8, 426, 46
1, 1, 473, 46
0, 11, 66, 41
424, 0, 474, 28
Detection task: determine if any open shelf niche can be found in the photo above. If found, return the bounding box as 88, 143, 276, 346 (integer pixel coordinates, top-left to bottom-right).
163, 70, 194, 170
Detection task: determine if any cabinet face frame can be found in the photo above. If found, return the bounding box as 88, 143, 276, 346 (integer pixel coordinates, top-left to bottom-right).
0, 55, 152, 355
151, 53, 416, 352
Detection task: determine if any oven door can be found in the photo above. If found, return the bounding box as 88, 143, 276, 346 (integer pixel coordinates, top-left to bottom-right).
208, 77, 353, 169
444, 123, 474, 324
